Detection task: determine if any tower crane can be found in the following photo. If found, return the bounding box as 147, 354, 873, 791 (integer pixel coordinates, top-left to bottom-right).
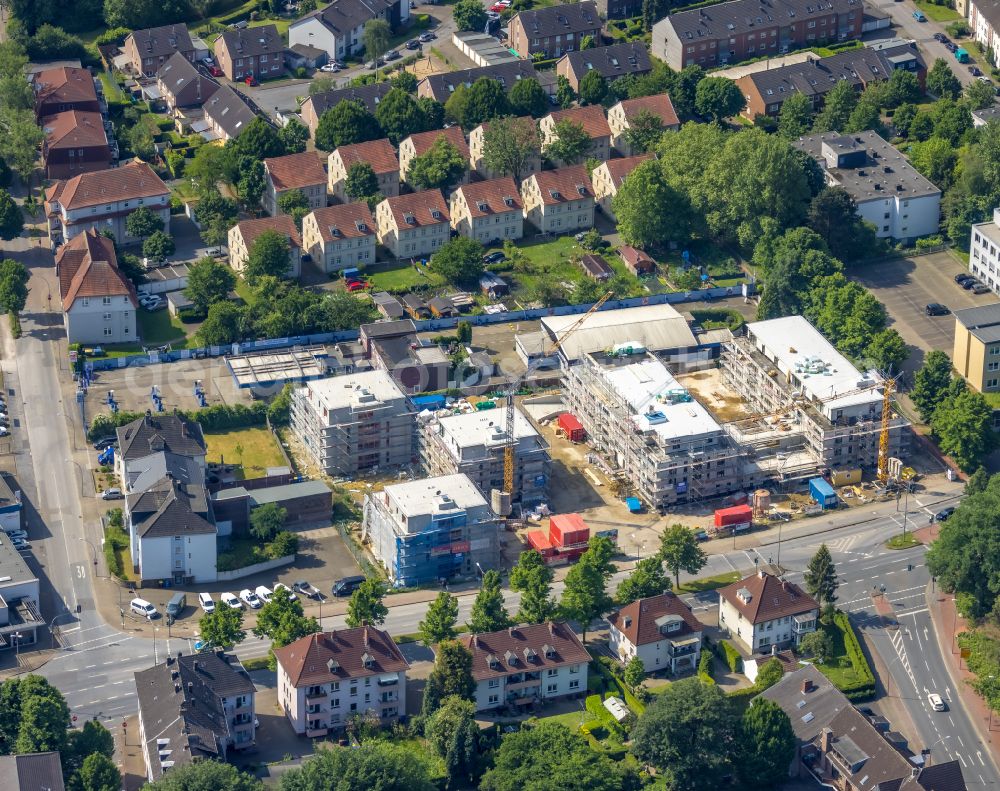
501, 292, 613, 502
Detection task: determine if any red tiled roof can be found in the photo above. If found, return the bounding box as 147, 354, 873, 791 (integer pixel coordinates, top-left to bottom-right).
42, 110, 108, 150
602, 153, 654, 188
45, 161, 168, 211
718, 571, 818, 625
455, 176, 522, 218
55, 228, 137, 311
273, 627, 409, 687
529, 165, 593, 206
335, 138, 398, 176
618, 94, 680, 128
459, 621, 590, 681
606, 592, 702, 647
233, 214, 301, 250
381, 189, 449, 229
264, 151, 327, 191
309, 202, 376, 242
405, 126, 470, 159
547, 105, 611, 140
33, 66, 98, 108
618, 245, 655, 268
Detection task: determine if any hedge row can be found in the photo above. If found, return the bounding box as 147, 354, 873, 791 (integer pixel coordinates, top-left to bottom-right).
593, 656, 646, 714
697, 648, 715, 685
833, 612, 877, 700
715, 639, 743, 673
87, 402, 269, 442
103, 523, 129, 579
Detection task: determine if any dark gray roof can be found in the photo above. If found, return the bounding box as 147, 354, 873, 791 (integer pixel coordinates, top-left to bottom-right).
419, 61, 540, 103
289, 42, 327, 59
128, 477, 215, 539
0, 753, 65, 791
953, 303, 1000, 344
305, 82, 392, 117
361, 318, 417, 339
135, 651, 254, 780
560, 42, 652, 81
127, 24, 195, 59
661, 0, 861, 41
513, 1, 600, 38
157, 51, 219, 107
217, 24, 284, 59
298, 0, 397, 37
117, 412, 206, 461
911, 762, 968, 791
971, 0, 1000, 36
203, 84, 258, 139
758, 664, 849, 743
745, 44, 923, 104
129, 451, 204, 495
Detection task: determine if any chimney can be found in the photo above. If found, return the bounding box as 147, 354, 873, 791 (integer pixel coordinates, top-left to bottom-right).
771, 644, 778, 656
472, 634, 479, 649
758, 568, 765, 579
802, 678, 814, 694
508, 626, 514, 637
820, 728, 832, 753
782, 580, 790, 591
193, 660, 199, 672
548, 622, 555, 637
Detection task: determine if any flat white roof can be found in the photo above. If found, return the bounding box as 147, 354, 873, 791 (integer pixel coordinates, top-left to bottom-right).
541, 304, 697, 360
746, 316, 882, 412
301, 370, 406, 411
435, 406, 539, 449
385, 473, 487, 516
600, 358, 723, 440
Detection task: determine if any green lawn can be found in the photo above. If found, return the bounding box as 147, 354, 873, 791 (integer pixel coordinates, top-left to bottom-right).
538, 709, 598, 731
914, 0, 961, 21
137, 308, 192, 347
205, 427, 286, 478
217, 536, 261, 571
677, 571, 741, 594
886, 533, 921, 549
813, 624, 870, 690
367, 261, 447, 292
98, 71, 125, 102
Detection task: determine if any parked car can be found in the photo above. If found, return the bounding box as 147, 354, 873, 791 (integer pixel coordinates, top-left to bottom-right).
483, 251, 506, 264
955, 273, 974, 284
101, 487, 123, 500
245, 75, 257, 86
294, 580, 322, 599
10, 538, 28, 551
970, 66, 984, 77
347, 279, 370, 292
201, 57, 214, 66
240, 588, 262, 608
130, 598, 159, 619
333, 575, 365, 597
209, 65, 224, 77
93, 437, 116, 450
925, 303, 950, 316
221, 591, 242, 609
406, 38, 421, 49
5, 530, 27, 542
419, 31, 435, 42
963, 277, 981, 290
913, 9, 926, 20
980, 76, 993, 84
928, 692, 946, 711
935, 506, 956, 522
933, 32, 946, 42
198, 592, 216, 613
694, 529, 709, 542
384, 49, 400, 60
320, 63, 340, 72
254, 585, 274, 604
0, 428, 11, 437
274, 582, 297, 601
974, 283, 992, 294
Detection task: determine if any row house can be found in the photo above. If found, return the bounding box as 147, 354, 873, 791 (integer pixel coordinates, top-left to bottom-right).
201, 85, 258, 142
398, 127, 471, 189
469, 118, 542, 181
508, 2, 602, 60
555, 42, 652, 92
301, 202, 377, 273
32, 66, 100, 120
228, 215, 302, 278
263, 151, 328, 217
417, 61, 543, 103
44, 161, 170, 246
124, 24, 196, 78
540, 105, 612, 165
521, 165, 595, 235
375, 190, 451, 259
328, 138, 399, 203
449, 177, 524, 244
156, 52, 219, 112
41, 110, 111, 180
591, 154, 653, 221
607, 94, 680, 155
214, 24, 285, 82
301, 83, 391, 137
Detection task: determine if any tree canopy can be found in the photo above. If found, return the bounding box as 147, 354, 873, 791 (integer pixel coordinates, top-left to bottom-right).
244, 230, 291, 283
658, 524, 707, 590
616, 556, 669, 605
430, 237, 485, 285
408, 136, 468, 191
418, 590, 459, 645
737, 699, 797, 788
559, 536, 615, 641
468, 569, 512, 633
481, 115, 541, 182
315, 100, 383, 151
509, 549, 556, 624
803, 544, 838, 605
346, 578, 388, 627
143, 761, 264, 791
422, 639, 476, 716
544, 119, 592, 165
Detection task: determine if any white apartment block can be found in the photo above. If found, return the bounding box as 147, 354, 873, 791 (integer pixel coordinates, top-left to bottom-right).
362, 473, 501, 587
449, 177, 524, 244
274, 627, 408, 737
419, 406, 550, 505
290, 371, 415, 477
301, 202, 376, 273
459, 622, 590, 712
969, 207, 1000, 296
374, 190, 450, 260
970, 0, 1000, 68
718, 571, 819, 655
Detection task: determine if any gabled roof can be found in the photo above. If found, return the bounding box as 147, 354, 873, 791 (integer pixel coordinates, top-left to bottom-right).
127, 24, 195, 59
308, 202, 376, 243
116, 412, 207, 461
127, 477, 215, 539
459, 621, 590, 681
203, 85, 258, 139
758, 665, 848, 743
455, 176, 522, 217
379, 189, 450, 229
157, 51, 219, 107
615, 93, 680, 128
32, 66, 97, 108
660, 0, 861, 41
607, 592, 701, 646
718, 570, 818, 624
44, 160, 168, 211
0, 753, 65, 791
233, 214, 302, 250
274, 627, 409, 687
55, 228, 136, 311
334, 138, 399, 176
403, 126, 470, 159
618, 245, 655, 268
561, 42, 652, 81
264, 151, 327, 191
217, 24, 284, 59
419, 61, 540, 102
528, 164, 594, 206
304, 82, 391, 117
294, 0, 397, 38
512, 1, 601, 38
600, 153, 653, 189
545, 104, 611, 139
42, 110, 108, 150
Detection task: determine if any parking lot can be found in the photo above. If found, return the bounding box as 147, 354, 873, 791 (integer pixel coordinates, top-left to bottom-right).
850, 251, 996, 376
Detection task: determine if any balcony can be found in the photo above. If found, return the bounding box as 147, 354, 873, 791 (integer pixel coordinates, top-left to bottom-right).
793, 615, 817, 634
305, 691, 327, 704
306, 726, 328, 738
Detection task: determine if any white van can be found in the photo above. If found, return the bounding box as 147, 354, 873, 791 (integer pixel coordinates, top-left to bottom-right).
198, 592, 215, 613
130, 598, 158, 619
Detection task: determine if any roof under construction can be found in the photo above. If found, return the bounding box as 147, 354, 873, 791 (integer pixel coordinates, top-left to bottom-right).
227, 347, 328, 389
541, 304, 697, 361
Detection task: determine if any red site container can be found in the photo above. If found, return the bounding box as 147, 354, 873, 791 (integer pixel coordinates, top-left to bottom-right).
549, 513, 589, 547
558, 413, 586, 442
714, 504, 753, 528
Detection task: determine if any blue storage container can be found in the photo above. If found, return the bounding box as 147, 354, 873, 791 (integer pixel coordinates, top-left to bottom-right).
809, 477, 837, 509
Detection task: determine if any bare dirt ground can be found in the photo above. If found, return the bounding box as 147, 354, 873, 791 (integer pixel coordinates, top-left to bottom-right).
676, 368, 752, 422
404, 53, 450, 79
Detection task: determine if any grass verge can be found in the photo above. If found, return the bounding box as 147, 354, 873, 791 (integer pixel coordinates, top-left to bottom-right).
886, 533, 921, 549
678, 571, 741, 594
137, 308, 192, 347
205, 427, 286, 479
914, 0, 961, 21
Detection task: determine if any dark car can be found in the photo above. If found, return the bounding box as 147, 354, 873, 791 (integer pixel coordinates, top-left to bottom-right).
971, 66, 984, 76
935, 506, 956, 522
955, 273, 974, 284
483, 251, 506, 264
974, 283, 993, 294
946, 42, 958, 52
933, 32, 945, 42
925, 303, 950, 316
93, 437, 116, 450
332, 575, 366, 596
963, 278, 981, 290
406, 38, 421, 49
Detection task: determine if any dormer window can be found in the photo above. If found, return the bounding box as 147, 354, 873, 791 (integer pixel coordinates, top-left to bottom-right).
356, 221, 367, 232
542, 643, 556, 658
404, 213, 416, 225
737, 587, 753, 605
487, 653, 501, 669
503, 195, 515, 207
361, 652, 374, 668
327, 658, 340, 672
330, 226, 341, 237
477, 201, 488, 212
575, 184, 587, 195
504, 649, 518, 666
523, 647, 537, 662
431, 209, 442, 220
549, 189, 562, 200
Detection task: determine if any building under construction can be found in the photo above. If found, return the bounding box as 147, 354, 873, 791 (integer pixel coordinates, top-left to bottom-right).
720, 316, 909, 483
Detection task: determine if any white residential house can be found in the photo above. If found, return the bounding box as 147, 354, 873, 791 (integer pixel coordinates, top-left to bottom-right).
606, 592, 702, 675
449, 177, 524, 244
717, 570, 819, 655
301, 202, 376, 273
459, 622, 590, 712
288, 0, 409, 61
114, 412, 207, 491
228, 215, 303, 278
274, 627, 409, 736
521, 165, 595, 234
374, 189, 450, 259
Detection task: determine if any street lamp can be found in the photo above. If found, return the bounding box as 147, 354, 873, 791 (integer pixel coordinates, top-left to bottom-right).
49, 611, 75, 649
79, 537, 99, 569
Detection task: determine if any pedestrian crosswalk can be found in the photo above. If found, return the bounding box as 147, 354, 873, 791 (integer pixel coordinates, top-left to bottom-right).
887, 627, 919, 694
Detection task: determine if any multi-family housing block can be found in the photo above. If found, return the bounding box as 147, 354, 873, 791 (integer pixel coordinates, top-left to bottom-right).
327, 138, 399, 202
449, 177, 524, 244
228, 215, 302, 278
718, 570, 818, 654
521, 165, 595, 234
263, 151, 328, 217
375, 190, 451, 259
301, 203, 376, 273
508, 2, 602, 59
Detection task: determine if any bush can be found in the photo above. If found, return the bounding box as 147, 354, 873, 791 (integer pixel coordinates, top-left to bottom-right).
697, 648, 715, 684
715, 640, 743, 673
833, 612, 876, 700
96, 26, 131, 45
915, 235, 945, 250
266, 530, 299, 558
191, 401, 267, 432
103, 520, 130, 579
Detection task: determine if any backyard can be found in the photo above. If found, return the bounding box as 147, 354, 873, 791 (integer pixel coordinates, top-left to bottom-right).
205, 427, 286, 478
367, 260, 447, 293
138, 308, 194, 348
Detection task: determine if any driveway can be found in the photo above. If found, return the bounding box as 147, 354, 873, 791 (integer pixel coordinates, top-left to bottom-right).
850, 252, 996, 376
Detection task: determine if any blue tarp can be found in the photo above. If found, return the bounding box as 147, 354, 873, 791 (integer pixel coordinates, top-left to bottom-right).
411, 394, 446, 410
625, 497, 642, 513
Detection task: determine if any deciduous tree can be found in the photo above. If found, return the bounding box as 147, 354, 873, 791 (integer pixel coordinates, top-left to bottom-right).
813, 79, 857, 133
509, 548, 556, 624
559, 536, 615, 641
737, 699, 796, 789
198, 605, 246, 648
622, 108, 666, 153
578, 69, 608, 106
430, 237, 484, 285
616, 556, 669, 605
931, 386, 997, 472
184, 256, 235, 314
364, 19, 391, 69
76, 750, 122, 791
198, 301, 245, 346
543, 118, 592, 165
249, 502, 287, 541
425, 696, 480, 786
418, 591, 459, 645
799, 629, 834, 664
345, 161, 380, 202
142, 230, 175, 264
865, 328, 909, 373
376, 88, 433, 144
124, 206, 163, 241
481, 115, 541, 182
422, 640, 476, 716
244, 230, 291, 283
623, 656, 645, 690
252, 591, 319, 665
509, 77, 549, 118
453, 0, 487, 31
315, 100, 383, 151
407, 135, 468, 191
658, 524, 707, 590
694, 76, 745, 123
778, 91, 813, 139
927, 57, 962, 99
278, 117, 309, 154
613, 159, 691, 250
279, 741, 433, 791
346, 578, 388, 627
912, 350, 955, 423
